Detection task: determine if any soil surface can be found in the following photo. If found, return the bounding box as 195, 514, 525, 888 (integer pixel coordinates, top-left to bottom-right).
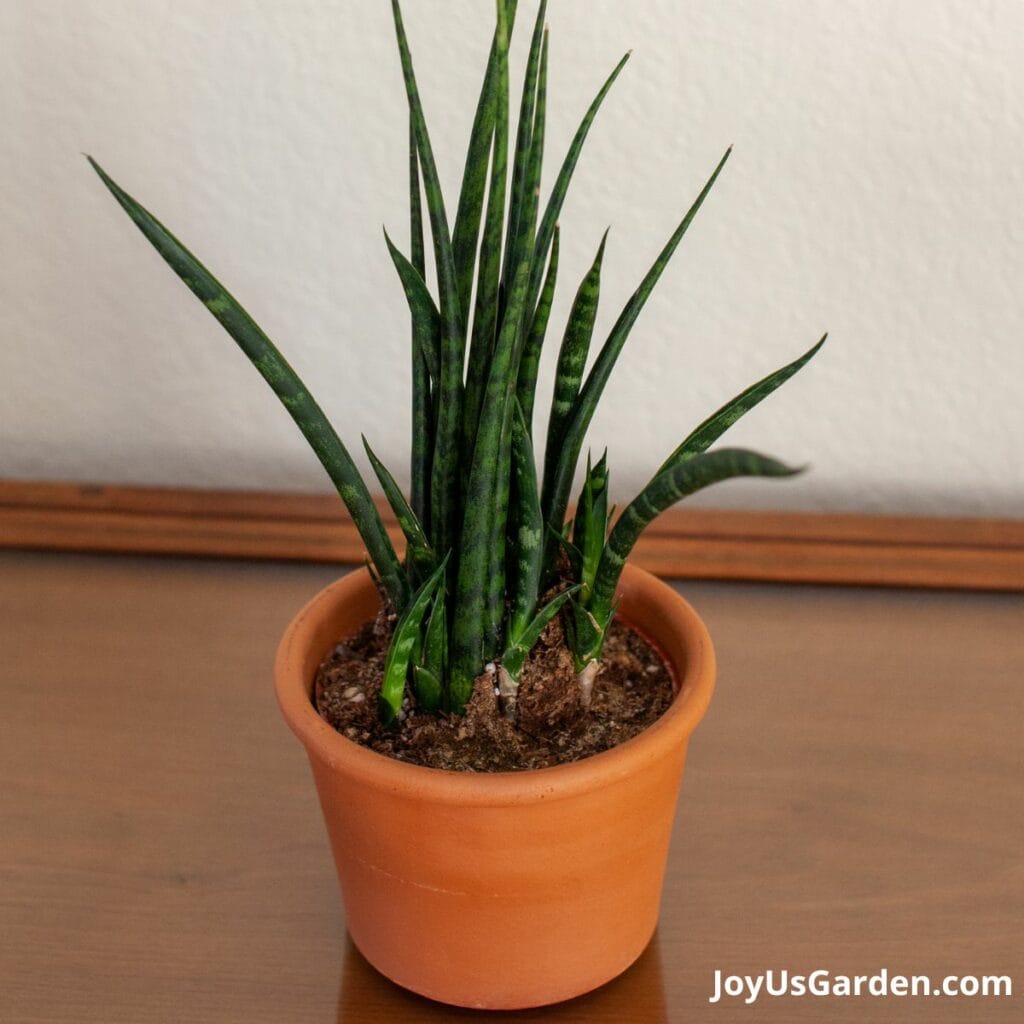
314, 607, 675, 772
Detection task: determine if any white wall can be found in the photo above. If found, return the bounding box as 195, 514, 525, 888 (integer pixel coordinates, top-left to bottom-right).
3, 1, 1022, 516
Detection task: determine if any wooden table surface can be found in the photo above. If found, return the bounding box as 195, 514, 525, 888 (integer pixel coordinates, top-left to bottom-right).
2, 551, 1021, 1022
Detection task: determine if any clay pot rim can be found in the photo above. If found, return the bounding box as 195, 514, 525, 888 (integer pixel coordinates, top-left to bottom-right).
275, 563, 716, 806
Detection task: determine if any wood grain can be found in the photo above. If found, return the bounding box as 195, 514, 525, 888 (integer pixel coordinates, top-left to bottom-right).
2, 479, 1022, 591
1, 551, 1021, 1022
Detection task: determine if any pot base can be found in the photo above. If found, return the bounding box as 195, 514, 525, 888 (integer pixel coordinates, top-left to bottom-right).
348, 925, 656, 1010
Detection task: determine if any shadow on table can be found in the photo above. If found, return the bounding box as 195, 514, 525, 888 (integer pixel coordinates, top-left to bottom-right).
335, 932, 668, 1022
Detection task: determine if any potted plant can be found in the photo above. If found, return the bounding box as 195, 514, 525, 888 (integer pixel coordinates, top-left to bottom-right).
89, 0, 824, 1010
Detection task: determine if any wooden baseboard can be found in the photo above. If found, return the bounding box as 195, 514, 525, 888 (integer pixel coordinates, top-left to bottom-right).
1, 479, 1022, 591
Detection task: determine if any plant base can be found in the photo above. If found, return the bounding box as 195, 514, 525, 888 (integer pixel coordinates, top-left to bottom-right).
313, 612, 674, 772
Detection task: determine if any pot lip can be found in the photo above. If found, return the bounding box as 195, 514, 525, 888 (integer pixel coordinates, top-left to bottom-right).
274, 563, 716, 806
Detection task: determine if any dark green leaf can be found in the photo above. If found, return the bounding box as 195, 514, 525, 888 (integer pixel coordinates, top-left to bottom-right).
527, 51, 630, 323
451, 0, 520, 328
542, 148, 731, 571
408, 120, 430, 530
564, 594, 608, 669
542, 229, 607, 492
589, 448, 801, 620
501, 587, 576, 682
507, 399, 544, 644
550, 522, 583, 580
362, 436, 435, 585
87, 157, 407, 610
391, 0, 465, 560
409, 117, 425, 277
503, 4, 548, 303
482, 402, 513, 662
413, 589, 447, 713
516, 223, 559, 432
658, 335, 828, 471
383, 229, 441, 384
461, 0, 512, 477
571, 450, 609, 604
451, 248, 534, 712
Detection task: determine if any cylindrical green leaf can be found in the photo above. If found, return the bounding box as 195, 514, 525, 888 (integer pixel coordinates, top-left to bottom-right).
363, 436, 435, 586
451, 251, 534, 712
451, 0, 520, 330
391, 0, 465, 561
658, 335, 828, 471
408, 121, 431, 531
506, 400, 544, 644
379, 558, 449, 726
87, 157, 407, 610
542, 229, 607, 493
542, 148, 731, 572
503, 4, 548, 306
461, 0, 513, 481
516, 223, 559, 433
526, 51, 630, 322
589, 448, 801, 620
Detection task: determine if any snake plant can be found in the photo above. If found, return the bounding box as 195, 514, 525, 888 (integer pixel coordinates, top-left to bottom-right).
88, 1, 825, 723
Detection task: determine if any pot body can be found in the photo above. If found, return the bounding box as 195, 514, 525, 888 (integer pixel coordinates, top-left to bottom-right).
275, 564, 715, 1010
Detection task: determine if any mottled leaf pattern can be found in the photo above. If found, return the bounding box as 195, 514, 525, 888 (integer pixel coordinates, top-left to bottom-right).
507, 400, 544, 643
451, 249, 534, 711
542, 148, 732, 571
408, 119, 431, 531
516, 224, 559, 432
658, 335, 828, 471
91, 4, 823, 725
363, 436, 435, 585
527, 51, 630, 321
461, 0, 512, 469
451, 1, 520, 329
501, 588, 576, 683
379, 558, 449, 726
589, 448, 801, 622
413, 589, 447, 712
504, 4, 548, 306
384, 229, 441, 383
542, 230, 607, 497
571, 451, 610, 605
391, 0, 464, 560
87, 157, 407, 611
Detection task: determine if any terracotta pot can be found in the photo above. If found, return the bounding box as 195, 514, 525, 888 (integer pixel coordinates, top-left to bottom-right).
275, 563, 716, 1010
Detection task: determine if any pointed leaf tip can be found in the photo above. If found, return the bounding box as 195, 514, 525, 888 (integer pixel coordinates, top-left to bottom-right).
85, 156, 408, 607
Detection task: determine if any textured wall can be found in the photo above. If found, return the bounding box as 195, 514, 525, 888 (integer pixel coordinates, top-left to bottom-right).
3, 1, 1022, 516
